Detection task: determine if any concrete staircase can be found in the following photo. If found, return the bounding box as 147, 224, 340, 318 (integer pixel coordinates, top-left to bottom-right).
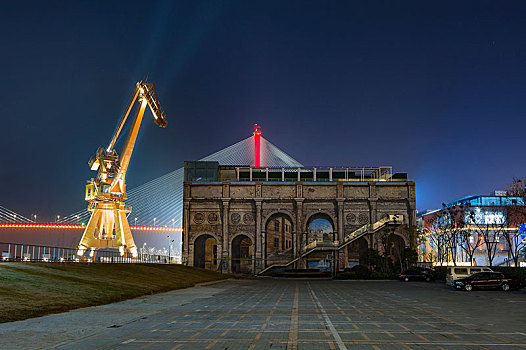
257, 214, 403, 275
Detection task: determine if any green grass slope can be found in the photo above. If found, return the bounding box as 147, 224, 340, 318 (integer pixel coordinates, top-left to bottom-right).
0, 263, 227, 323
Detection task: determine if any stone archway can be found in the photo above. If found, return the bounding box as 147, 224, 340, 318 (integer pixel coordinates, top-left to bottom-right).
390, 234, 406, 262
264, 212, 294, 267
193, 234, 218, 269
305, 213, 335, 245
347, 236, 369, 267
231, 234, 253, 274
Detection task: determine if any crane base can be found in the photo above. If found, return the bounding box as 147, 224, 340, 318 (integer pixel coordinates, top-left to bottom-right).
77, 202, 138, 258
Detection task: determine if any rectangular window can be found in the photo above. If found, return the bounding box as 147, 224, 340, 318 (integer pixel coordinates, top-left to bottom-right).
274, 221, 280, 231
274, 238, 279, 248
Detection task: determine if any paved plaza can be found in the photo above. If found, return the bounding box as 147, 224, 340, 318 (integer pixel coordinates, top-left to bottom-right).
2, 279, 526, 349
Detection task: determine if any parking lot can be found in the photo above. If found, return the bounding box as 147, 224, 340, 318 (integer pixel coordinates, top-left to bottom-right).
2, 279, 526, 349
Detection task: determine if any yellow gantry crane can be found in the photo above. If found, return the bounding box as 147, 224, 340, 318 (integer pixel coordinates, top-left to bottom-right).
77, 82, 167, 258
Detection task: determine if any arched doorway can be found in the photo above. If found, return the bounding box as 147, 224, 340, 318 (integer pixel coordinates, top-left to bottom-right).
390, 234, 406, 262
304, 213, 335, 272
265, 213, 294, 267
306, 213, 335, 245
193, 234, 217, 269
231, 235, 253, 274
347, 236, 368, 266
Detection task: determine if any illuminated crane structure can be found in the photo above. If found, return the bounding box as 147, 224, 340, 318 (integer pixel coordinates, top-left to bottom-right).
77, 82, 167, 258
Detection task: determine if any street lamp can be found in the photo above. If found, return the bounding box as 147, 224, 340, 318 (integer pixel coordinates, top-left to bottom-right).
56, 215, 60, 223
134, 217, 138, 226
167, 235, 174, 263
33, 214, 37, 223
153, 217, 157, 227
76, 215, 80, 224
171, 218, 175, 228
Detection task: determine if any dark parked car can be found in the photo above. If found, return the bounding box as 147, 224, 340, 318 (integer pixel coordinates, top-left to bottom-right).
398, 269, 434, 282
455, 272, 521, 291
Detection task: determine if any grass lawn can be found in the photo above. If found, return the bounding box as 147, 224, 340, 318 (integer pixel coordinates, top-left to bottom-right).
0, 262, 228, 323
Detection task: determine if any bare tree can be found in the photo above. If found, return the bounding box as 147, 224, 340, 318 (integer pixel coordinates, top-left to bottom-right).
468, 208, 505, 267
440, 204, 466, 266
506, 177, 526, 197
423, 216, 447, 264
461, 211, 484, 265
422, 206, 464, 265
502, 206, 526, 266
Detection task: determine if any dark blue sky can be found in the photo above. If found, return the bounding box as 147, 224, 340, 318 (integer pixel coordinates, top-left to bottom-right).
1, 1, 525, 221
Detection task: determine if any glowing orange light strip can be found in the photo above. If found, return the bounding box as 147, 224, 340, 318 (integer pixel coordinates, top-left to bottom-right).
0, 223, 182, 232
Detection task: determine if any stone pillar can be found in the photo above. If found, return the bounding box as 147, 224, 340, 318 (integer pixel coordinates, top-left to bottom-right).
368, 198, 378, 249
407, 200, 416, 226
369, 198, 378, 224
261, 229, 267, 267
295, 198, 304, 268
183, 201, 190, 266
221, 199, 230, 272
337, 199, 344, 242
343, 245, 349, 269
255, 200, 263, 271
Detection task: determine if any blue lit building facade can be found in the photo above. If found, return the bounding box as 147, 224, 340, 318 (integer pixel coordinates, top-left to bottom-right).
419, 193, 526, 267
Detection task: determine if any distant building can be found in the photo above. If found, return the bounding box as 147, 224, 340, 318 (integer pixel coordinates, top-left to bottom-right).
182, 161, 416, 274
418, 192, 526, 267
507, 179, 526, 197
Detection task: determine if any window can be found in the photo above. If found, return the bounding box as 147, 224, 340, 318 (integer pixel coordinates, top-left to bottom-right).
473, 273, 486, 280
274, 221, 280, 232
274, 238, 279, 248
454, 268, 468, 275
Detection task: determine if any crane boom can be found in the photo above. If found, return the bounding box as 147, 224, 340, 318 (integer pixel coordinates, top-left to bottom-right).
77, 81, 167, 258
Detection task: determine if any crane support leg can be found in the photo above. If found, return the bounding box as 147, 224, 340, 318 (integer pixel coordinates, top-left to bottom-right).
115, 205, 137, 257
77, 203, 137, 258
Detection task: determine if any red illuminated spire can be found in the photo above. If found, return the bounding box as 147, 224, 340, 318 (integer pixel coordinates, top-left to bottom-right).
253, 124, 261, 167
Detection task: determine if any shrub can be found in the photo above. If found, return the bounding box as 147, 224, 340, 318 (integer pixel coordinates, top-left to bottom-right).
350, 264, 372, 279
493, 267, 526, 286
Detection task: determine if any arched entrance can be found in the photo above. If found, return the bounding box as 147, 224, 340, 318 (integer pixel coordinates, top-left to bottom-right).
306, 213, 335, 245
347, 236, 368, 266
193, 234, 217, 269
304, 213, 335, 272
265, 213, 294, 267
231, 235, 253, 274
390, 234, 406, 262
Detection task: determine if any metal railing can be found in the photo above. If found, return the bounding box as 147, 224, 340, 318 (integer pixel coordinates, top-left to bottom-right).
0, 242, 170, 264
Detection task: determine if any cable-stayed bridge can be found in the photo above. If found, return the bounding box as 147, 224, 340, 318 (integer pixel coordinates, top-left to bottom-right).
55, 135, 302, 228
0, 206, 34, 224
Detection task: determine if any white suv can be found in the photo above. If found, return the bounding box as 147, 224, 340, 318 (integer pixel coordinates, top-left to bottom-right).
446, 266, 493, 286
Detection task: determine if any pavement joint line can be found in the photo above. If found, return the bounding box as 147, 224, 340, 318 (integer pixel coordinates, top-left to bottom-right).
205, 339, 218, 349
406, 294, 518, 346
140, 341, 154, 349
71, 337, 526, 345
308, 282, 347, 350
286, 283, 299, 350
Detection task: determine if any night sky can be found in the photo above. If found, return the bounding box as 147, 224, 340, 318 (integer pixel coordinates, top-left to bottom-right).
1, 1, 525, 221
